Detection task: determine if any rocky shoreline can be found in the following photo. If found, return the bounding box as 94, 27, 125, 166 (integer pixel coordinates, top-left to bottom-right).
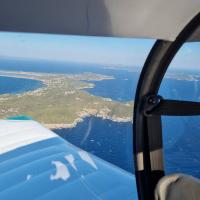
44, 111, 132, 130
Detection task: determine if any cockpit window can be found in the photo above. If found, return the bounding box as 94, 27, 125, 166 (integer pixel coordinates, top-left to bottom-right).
0, 32, 155, 174
159, 42, 200, 178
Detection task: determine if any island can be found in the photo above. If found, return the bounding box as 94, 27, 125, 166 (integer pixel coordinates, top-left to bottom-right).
0, 70, 134, 129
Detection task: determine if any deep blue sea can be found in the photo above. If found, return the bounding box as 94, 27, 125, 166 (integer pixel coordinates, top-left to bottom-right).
1, 59, 200, 178
0, 76, 43, 95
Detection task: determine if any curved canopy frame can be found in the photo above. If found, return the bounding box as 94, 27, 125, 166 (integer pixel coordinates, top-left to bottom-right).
133, 12, 200, 200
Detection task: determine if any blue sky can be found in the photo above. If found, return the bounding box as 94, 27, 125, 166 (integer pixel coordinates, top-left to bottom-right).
171, 43, 200, 70
0, 32, 154, 67
0, 32, 199, 69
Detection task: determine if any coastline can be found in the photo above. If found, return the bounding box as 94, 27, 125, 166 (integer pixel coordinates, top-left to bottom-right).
44, 107, 133, 130
44, 115, 132, 130
0, 70, 133, 127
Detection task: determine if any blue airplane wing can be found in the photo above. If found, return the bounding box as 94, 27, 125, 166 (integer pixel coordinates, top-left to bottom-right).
0, 120, 137, 200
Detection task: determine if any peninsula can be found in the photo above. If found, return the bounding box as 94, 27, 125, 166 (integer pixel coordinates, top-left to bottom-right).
0, 71, 133, 129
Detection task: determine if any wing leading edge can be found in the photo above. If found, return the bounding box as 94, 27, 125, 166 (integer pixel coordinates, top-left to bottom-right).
0, 120, 137, 200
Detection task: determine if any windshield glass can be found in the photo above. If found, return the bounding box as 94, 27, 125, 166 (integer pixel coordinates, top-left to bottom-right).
0, 33, 155, 199
159, 42, 200, 178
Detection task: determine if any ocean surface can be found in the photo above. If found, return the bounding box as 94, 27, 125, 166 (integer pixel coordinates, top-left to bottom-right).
55, 117, 134, 172
0, 76, 43, 95
1, 60, 200, 179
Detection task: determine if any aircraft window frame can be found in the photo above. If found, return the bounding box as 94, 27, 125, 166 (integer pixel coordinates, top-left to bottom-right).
133, 12, 200, 200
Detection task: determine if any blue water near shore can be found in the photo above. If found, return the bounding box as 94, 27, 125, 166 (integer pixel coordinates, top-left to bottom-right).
1, 60, 200, 178
54, 117, 134, 172
85, 70, 138, 102
0, 76, 43, 95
